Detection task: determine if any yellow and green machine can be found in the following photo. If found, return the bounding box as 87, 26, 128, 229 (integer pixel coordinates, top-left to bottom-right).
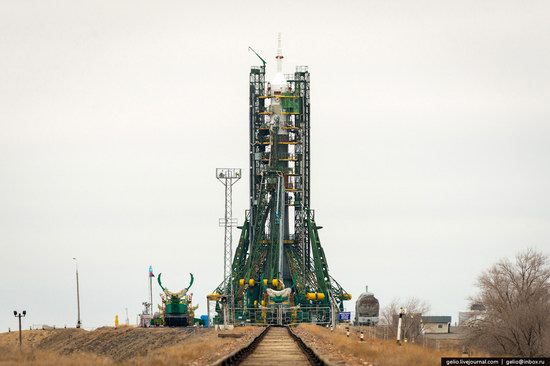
210, 40, 351, 325
157, 273, 198, 327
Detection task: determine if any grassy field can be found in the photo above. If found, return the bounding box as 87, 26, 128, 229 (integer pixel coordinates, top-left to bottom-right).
294, 324, 482, 366
0, 325, 260, 365
0, 324, 486, 365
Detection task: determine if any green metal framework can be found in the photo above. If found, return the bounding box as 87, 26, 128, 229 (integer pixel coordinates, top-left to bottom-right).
213, 62, 350, 325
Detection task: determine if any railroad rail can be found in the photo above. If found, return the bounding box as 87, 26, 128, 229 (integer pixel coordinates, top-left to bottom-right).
213, 326, 333, 366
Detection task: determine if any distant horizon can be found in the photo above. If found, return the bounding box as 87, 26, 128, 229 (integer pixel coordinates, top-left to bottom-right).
2, 0, 549, 332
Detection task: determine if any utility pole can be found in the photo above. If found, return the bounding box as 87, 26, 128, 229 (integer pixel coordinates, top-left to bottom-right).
216, 168, 241, 324
13, 310, 26, 350
397, 307, 405, 345
73, 258, 81, 328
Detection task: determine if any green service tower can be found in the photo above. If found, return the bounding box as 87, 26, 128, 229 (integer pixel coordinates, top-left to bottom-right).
211, 34, 351, 325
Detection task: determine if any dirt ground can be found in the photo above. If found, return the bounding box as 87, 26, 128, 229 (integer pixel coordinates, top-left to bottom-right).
294, 324, 466, 366
294, 325, 374, 365
0, 324, 464, 365
0, 325, 261, 365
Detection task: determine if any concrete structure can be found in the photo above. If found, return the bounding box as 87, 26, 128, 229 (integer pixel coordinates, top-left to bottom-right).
421, 316, 452, 334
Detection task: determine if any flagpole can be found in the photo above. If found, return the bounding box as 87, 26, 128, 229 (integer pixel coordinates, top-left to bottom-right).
149, 265, 154, 318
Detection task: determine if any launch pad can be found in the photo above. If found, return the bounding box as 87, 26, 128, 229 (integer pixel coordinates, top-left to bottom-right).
209, 36, 351, 326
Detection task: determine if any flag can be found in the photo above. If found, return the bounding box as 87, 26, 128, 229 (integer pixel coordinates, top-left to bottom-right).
149, 265, 155, 277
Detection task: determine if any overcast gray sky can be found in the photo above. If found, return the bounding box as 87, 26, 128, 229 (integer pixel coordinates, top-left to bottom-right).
1, 0, 549, 331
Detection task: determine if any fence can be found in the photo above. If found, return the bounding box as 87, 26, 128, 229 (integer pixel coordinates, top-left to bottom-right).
346, 324, 467, 352
221, 306, 333, 326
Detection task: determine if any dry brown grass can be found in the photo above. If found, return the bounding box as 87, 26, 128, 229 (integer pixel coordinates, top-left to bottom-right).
296, 324, 466, 366
0, 346, 112, 366
0, 326, 261, 366
130, 326, 261, 366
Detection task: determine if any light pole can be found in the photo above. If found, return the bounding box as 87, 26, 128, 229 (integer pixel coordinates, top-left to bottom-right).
73, 258, 81, 328
13, 310, 26, 350
216, 168, 241, 325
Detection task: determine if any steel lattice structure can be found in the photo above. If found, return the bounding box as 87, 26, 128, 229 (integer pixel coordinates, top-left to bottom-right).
210, 36, 350, 325
216, 168, 241, 297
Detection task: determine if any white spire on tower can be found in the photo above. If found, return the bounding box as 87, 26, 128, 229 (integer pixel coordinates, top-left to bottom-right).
276, 32, 283, 73
272, 32, 287, 94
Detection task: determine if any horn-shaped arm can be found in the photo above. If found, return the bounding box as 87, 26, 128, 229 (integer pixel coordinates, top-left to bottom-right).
157, 273, 167, 292
185, 273, 194, 291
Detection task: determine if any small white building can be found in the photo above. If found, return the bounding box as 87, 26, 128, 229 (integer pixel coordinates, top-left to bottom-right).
421, 316, 451, 334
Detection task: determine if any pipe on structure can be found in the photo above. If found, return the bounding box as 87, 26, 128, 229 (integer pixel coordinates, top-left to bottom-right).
278, 174, 285, 279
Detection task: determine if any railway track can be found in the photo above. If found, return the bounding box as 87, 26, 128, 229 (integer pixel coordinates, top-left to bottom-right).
213, 326, 332, 366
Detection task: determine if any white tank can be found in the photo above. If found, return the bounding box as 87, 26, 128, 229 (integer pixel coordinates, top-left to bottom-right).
355, 285, 380, 325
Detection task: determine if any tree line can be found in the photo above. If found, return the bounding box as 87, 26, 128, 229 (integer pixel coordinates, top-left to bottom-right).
378, 248, 550, 356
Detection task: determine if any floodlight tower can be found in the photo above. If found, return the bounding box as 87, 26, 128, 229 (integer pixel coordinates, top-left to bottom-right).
216, 168, 241, 295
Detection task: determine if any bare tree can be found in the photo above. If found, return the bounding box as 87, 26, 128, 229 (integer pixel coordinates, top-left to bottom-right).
468, 248, 550, 356
380, 297, 430, 342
